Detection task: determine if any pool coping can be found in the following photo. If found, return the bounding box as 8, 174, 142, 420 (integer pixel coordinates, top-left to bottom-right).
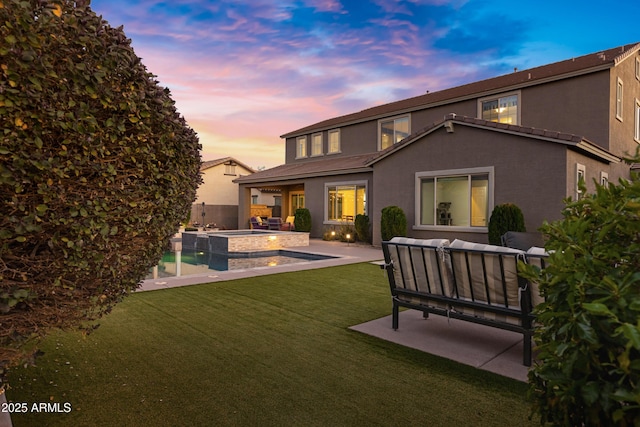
138, 239, 384, 292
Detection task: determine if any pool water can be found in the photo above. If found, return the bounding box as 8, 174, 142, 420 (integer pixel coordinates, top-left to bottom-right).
147, 249, 334, 279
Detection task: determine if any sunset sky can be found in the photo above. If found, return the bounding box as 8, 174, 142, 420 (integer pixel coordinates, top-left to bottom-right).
89, 0, 640, 169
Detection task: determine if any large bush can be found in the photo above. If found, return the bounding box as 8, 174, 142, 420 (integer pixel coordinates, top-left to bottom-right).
521, 153, 640, 425
380, 206, 407, 241
0, 0, 201, 388
487, 203, 526, 245
294, 208, 312, 232
354, 214, 371, 244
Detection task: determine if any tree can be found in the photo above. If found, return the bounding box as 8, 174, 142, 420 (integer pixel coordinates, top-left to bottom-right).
521, 151, 640, 425
0, 0, 202, 389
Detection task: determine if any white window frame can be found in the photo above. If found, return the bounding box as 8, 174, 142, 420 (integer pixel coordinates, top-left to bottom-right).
636, 57, 640, 81
378, 114, 410, 151
477, 90, 521, 125
616, 78, 624, 122
600, 171, 609, 187
328, 129, 341, 154
576, 163, 586, 199
324, 180, 368, 224
311, 133, 323, 157
296, 136, 307, 159
224, 163, 236, 176
635, 98, 640, 143
290, 191, 305, 216
414, 167, 494, 233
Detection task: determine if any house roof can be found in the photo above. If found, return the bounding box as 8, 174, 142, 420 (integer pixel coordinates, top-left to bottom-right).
236, 114, 621, 186
282, 42, 640, 139
233, 153, 374, 185
200, 157, 255, 173
366, 113, 621, 166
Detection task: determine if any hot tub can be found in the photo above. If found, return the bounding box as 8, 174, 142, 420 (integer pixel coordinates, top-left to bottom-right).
181, 229, 309, 255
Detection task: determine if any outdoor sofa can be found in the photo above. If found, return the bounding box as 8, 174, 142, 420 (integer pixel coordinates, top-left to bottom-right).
381, 237, 548, 366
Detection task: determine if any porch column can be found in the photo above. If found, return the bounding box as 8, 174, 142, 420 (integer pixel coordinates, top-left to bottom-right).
238, 184, 252, 229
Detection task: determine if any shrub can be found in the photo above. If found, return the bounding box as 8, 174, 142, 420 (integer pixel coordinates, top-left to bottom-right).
521, 152, 640, 425
354, 214, 371, 244
487, 203, 526, 245
380, 206, 407, 241
0, 0, 201, 389
294, 208, 312, 232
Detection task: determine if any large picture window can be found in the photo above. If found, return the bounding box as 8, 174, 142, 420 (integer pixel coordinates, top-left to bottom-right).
416, 167, 493, 230
479, 92, 519, 125
379, 116, 409, 150
326, 182, 367, 222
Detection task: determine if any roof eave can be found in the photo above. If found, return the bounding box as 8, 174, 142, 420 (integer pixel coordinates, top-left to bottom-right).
234, 167, 373, 185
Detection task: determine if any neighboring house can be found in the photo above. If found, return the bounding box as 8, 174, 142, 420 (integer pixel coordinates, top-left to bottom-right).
236, 43, 640, 245
193, 157, 255, 229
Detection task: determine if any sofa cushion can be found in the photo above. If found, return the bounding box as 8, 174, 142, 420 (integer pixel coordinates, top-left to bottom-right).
525, 247, 549, 307
448, 239, 526, 325
386, 237, 452, 310
501, 231, 544, 251
389, 236, 450, 247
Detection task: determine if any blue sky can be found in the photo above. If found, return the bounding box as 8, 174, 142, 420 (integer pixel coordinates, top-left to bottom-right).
89, 0, 640, 168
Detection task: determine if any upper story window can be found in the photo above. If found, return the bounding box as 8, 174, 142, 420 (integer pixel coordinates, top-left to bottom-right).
224, 162, 236, 175
296, 136, 307, 158
576, 163, 586, 200
379, 115, 410, 150
616, 78, 624, 121
311, 133, 323, 156
479, 92, 519, 124
636, 57, 640, 81
328, 129, 340, 153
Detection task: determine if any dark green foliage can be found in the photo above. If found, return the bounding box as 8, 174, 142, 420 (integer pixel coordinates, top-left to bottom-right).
520, 152, 640, 426
380, 206, 407, 241
0, 0, 201, 388
488, 203, 526, 245
294, 208, 312, 232
355, 214, 371, 243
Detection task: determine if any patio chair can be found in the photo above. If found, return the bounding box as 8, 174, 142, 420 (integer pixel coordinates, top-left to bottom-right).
267, 217, 292, 231
250, 216, 268, 230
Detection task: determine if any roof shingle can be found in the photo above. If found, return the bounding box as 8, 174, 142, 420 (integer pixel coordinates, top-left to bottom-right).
282, 43, 640, 138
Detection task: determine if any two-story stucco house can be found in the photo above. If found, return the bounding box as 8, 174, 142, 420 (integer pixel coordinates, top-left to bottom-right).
193, 157, 255, 229
236, 43, 640, 245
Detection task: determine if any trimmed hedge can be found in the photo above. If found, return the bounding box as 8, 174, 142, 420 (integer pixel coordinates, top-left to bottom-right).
487, 203, 526, 245
0, 0, 201, 388
294, 208, 312, 232
380, 206, 407, 241
521, 151, 640, 425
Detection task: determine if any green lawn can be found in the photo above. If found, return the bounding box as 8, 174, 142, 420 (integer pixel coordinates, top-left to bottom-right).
7, 263, 538, 426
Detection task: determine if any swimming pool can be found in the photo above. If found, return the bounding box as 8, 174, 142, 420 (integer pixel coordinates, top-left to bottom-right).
147, 249, 335, 279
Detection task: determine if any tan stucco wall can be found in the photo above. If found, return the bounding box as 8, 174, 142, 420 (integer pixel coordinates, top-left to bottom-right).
195, 164, 254, 205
